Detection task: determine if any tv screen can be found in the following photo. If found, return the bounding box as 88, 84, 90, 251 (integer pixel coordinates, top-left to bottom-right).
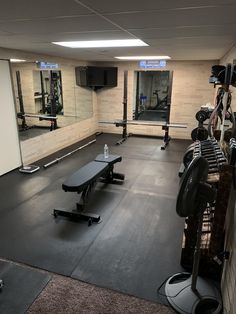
75, 66, 117, 89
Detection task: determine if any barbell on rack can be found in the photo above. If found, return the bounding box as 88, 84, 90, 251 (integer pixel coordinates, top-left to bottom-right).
99, 119, 187, 150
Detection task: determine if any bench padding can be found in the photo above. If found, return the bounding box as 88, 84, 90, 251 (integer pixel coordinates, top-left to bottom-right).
94, 154, 122, 164
62, 161, 109, 193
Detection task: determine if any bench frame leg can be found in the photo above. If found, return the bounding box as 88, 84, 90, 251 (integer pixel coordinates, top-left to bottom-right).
53, 208, 101, 225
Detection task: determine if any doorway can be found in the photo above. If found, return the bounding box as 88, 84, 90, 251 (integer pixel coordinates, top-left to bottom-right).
134, 71, 173, 122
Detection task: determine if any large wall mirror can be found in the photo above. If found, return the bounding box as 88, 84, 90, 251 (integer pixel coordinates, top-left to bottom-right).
11, 61, 93, 141
133, 71, 173, 122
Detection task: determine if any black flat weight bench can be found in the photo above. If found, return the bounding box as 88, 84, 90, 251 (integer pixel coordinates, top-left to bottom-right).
53, 154, 124, 225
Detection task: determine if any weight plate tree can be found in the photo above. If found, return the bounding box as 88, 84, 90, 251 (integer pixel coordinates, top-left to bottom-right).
165, 156, 222, 314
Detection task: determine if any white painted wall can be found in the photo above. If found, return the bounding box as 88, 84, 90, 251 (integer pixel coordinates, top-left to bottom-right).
0, 60, 21, 175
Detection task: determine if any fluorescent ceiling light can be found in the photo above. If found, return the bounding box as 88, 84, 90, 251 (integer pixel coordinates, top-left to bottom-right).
52, 39, 148, 48
115, 56, 171, 60
10, 58, 26, 62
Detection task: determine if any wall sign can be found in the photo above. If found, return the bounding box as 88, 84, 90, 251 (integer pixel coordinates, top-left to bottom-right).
139, 60, 167, 69
37, 62, 59, 69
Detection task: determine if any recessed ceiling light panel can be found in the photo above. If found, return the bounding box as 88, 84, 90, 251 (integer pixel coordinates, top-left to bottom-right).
10, 58, 26, 62
115, 56, 171, 60
52, 39, 148, 48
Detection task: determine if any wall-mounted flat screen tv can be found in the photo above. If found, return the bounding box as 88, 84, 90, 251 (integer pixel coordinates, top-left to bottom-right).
75, 66, 118, 90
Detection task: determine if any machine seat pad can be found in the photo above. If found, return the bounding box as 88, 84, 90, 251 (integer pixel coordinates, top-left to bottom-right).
62, 161, 109, 193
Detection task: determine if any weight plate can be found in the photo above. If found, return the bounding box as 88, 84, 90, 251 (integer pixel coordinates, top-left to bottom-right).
195, 110, 208, 123
191, 127, 209, 141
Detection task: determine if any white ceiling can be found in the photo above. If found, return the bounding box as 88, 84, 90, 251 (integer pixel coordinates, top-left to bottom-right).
0, 0, 236, 61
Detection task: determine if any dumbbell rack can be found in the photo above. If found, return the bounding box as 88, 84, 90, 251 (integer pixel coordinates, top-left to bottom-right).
181, 138, 232, 280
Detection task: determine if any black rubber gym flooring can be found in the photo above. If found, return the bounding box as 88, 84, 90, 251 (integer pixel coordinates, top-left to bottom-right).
0, 260, 50, 313
0, 133, 190, 305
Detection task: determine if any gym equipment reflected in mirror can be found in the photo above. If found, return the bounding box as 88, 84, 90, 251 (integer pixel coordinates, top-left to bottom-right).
33, 70, 63, 116
11, 61, 93, 141
134, 71, 173, 122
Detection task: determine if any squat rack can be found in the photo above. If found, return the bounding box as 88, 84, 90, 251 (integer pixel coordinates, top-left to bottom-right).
99, 70, 187, 149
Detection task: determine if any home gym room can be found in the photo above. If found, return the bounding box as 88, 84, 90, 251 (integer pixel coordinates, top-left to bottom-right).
0, 1, 236, 313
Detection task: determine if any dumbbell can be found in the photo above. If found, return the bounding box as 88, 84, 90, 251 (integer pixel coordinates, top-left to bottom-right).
200, 142, 219, 150
193, 150, 226, 163
199, 142, 223, 152
184, 142, 213, 162
194, 154, 227, 173
194, 147, 223, 156
207, 161, 227, 174
201, 145, 220, 152
201, 149, 223, 156
201, 152, 225, 160
193, 155, 226, 166
229, 138, 236, 165
200, 141, 218, 148
201, 138, 218, 144
206, 158, 227, 167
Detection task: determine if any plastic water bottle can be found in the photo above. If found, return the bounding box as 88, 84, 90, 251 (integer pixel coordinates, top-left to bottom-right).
104, 144, 109, 158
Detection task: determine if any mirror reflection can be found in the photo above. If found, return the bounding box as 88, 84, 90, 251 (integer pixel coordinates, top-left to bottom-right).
11, 61, 93, 141
33, 70, 63, 116
134, 71, 173, 122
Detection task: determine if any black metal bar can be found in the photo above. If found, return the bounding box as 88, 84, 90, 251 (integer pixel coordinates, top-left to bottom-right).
59, 70, 64, 109
50, 71, 57, 116
122, 70, 128, 139
191, 211, 204, 292
53, 208, 101, 224
161, 125, 170, 150
43, 139, 96, 168
116, 70, 129, 145
40, 71, 46, 113
135, 71, 140, 120
16, 71, 27, 129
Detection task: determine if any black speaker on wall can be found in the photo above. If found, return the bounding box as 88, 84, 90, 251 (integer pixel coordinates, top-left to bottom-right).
75, 66, 117, 90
